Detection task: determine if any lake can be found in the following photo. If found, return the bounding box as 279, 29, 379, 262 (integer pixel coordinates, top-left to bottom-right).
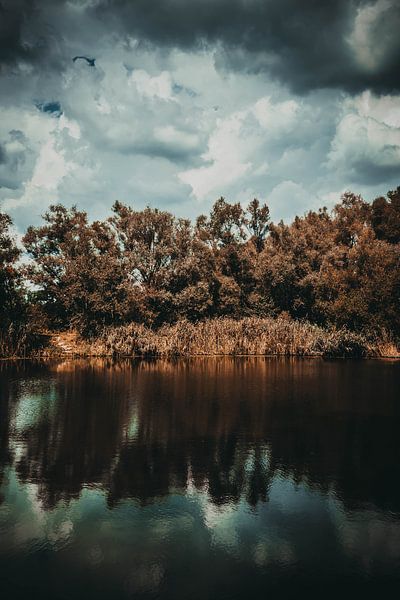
1, 358, 400, 599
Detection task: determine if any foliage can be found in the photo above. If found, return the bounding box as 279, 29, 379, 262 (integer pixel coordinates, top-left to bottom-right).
1, 212, 23, 319
371, 187, 400, 244
0, 184, 397, 356
23, 205, 128, 334
0, 212, 33, 356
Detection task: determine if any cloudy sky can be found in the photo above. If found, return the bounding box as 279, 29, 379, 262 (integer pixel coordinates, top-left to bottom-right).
1, 0, 400, 231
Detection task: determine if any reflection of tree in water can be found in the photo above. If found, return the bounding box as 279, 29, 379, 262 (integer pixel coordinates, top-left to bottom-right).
10, 360, 132, 508
108, 434, 271, 509
109, 359, 400, 511
1, 358, 400, 511
108, 360, 273, 507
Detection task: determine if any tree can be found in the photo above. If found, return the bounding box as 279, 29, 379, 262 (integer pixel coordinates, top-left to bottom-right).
0, 211, 22, 320
244, 198, 270, 252
23, 205, 127, 333
333, 191, 370, 247
111, 202, 216, 324
196, 197, 245, 249
316, 227, 400, 333
110, 202, 177, 287
258, 209, 336, 320
0, 211, 29, 355
371, 187, 400, 244
23, 204, 86, 326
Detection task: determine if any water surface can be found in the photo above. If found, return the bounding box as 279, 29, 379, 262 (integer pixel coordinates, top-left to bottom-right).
1, 358, 400, 598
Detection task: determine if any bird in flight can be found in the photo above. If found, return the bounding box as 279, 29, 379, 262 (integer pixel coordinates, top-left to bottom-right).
72, 56, 96, 67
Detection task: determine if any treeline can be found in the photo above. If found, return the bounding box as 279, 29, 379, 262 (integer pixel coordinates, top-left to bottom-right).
1, 187, 400, 356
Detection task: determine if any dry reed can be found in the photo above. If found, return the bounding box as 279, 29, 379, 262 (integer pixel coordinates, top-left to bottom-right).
94, 317, 384, 358
4, 317, 398, 359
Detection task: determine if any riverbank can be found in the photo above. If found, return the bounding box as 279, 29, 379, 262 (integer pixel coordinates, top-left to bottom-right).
5, 317, 397, 359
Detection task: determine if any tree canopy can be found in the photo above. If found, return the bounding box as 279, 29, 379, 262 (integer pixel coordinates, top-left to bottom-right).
1, 186, 399, 342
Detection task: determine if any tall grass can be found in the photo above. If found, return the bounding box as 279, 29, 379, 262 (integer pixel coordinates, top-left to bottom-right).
93, 317, 384, 358
4, 317, 396, 359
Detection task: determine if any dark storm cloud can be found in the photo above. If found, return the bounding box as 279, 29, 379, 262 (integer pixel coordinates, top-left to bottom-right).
0, 0, 68, 73
0, 0, 52, 69
1, 0, 399, 94
0, 0, 35, 66
90, 0, 400, 93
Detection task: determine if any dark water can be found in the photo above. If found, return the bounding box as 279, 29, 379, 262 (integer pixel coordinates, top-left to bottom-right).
1, 358, 400, 599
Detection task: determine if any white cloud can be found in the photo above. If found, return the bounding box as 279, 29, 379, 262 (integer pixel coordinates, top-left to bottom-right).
129, 69, 175, 101
1, 110, 82, 215
318, 190, 346, 210
267, 180, 312, 222
327, 91, 400, 179
30, 138, 70, 190
253, 97, 298, 134
179, 109, 252, 200
59, 114, 81, 139
179, 96, 302, 201
253, 161, 269, 176
0, 107, 55, 194
355, 90, 400, 127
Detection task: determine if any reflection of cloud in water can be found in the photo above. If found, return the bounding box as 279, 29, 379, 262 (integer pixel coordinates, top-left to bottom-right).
150, 511, 195, 541
123, 404, 140, 442
2, 474, 74, 551
193, 470, 400, 572
198, 473, 338, 566
47, 519, 74, 547
2, 462, 400, 593
13, 388, 57, 433
203, 498, 240, 554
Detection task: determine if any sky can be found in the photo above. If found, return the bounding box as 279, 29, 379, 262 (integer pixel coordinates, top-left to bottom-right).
0, 0, 399, 232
